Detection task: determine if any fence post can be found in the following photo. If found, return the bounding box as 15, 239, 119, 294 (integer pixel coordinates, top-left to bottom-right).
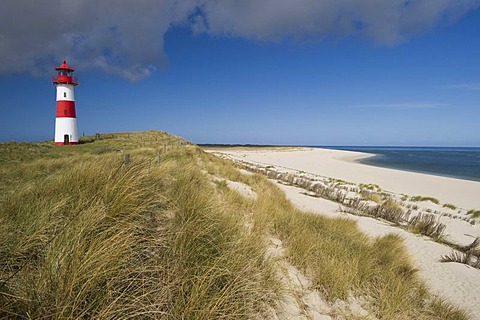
123, 153, 130, 165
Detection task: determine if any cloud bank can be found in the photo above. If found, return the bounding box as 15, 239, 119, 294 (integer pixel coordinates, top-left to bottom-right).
1, 0, 479, 80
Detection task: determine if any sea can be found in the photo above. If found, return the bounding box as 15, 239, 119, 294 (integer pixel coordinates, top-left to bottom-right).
313, 146, 480, 182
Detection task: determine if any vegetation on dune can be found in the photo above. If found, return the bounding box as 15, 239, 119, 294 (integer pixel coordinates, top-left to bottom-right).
442, 237, 480, 270
360, 190, 384, 203
443, 203, 457, 210
467, 209, 480, 218
359, 183, 382, 192
410, 195, 440, 205
0, 131, 470, 319
0, 132, 277, 319
407, 213, 446, 240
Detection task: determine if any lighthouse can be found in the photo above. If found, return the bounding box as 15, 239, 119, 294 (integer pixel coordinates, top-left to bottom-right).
52, 60, 78, 145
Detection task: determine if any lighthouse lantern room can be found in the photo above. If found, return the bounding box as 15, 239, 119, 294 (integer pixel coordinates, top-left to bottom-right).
52, 60, 78, 145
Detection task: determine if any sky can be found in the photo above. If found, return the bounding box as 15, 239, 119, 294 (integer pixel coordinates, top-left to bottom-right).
0, 0, 479, 146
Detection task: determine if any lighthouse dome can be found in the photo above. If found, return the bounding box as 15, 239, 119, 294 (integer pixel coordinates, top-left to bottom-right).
55, 60, 74, 72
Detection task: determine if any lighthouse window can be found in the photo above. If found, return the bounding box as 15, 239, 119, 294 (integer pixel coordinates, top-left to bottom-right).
64, 92, 66, 98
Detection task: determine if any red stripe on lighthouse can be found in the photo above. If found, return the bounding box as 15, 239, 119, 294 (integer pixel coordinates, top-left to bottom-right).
56, 100, 76, 118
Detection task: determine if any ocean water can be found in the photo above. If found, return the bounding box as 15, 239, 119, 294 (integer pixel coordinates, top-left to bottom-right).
314, 146, 480, 182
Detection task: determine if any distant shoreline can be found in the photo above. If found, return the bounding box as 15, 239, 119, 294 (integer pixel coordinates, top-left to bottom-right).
198, 144, 480, 149
200, 145, 480, 183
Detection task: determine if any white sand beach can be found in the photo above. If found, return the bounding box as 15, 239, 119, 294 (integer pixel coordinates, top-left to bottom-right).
220, 148, 480, 210
208, 147, 480, 319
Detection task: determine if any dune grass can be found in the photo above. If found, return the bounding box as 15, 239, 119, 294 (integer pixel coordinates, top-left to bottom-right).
407, 213, 446, 240
360, 191, 384, 203
0, 132, 470, 319
443, 203, 458, 210
410, 196, 440, 205
442, 237, 480, 269
0, 132, 277, 319
467, 209, 480, 218
252, 183, 465, 319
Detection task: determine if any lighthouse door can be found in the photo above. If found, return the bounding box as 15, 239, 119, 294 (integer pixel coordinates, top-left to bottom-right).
63, 134, 69, 145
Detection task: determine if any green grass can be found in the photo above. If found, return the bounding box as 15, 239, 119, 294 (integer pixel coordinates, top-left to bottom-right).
467, 209, 480, 218
443, 203, 458, 210
359, 183, 382, 192
410, 196, 440, 205
0, 132, 277, 319
0, 131, 470, 319
329, 178, 355, 186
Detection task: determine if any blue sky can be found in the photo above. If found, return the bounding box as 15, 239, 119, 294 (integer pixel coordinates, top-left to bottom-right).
0, 1, 479, 146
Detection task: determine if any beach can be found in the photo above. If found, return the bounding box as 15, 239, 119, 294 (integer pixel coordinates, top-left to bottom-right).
208, 147, 480, 319
217, 148, 480, 210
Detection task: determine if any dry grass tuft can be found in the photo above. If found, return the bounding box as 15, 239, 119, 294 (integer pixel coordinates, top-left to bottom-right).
361, 191, 383, 203
442, 237, 480, 269
407, 213, 446, 240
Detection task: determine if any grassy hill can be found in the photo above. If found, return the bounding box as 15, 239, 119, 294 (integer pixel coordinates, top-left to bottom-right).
0, 131, 469, 319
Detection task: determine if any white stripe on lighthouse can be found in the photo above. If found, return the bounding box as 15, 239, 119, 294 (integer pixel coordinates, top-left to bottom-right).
56, 84, 75, 101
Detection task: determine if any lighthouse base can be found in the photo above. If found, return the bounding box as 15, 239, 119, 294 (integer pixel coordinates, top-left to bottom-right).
54, 142, 79, 146
54, 117, 78, 146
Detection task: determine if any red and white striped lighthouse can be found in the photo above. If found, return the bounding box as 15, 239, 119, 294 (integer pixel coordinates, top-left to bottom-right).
52, 60, 78, 145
